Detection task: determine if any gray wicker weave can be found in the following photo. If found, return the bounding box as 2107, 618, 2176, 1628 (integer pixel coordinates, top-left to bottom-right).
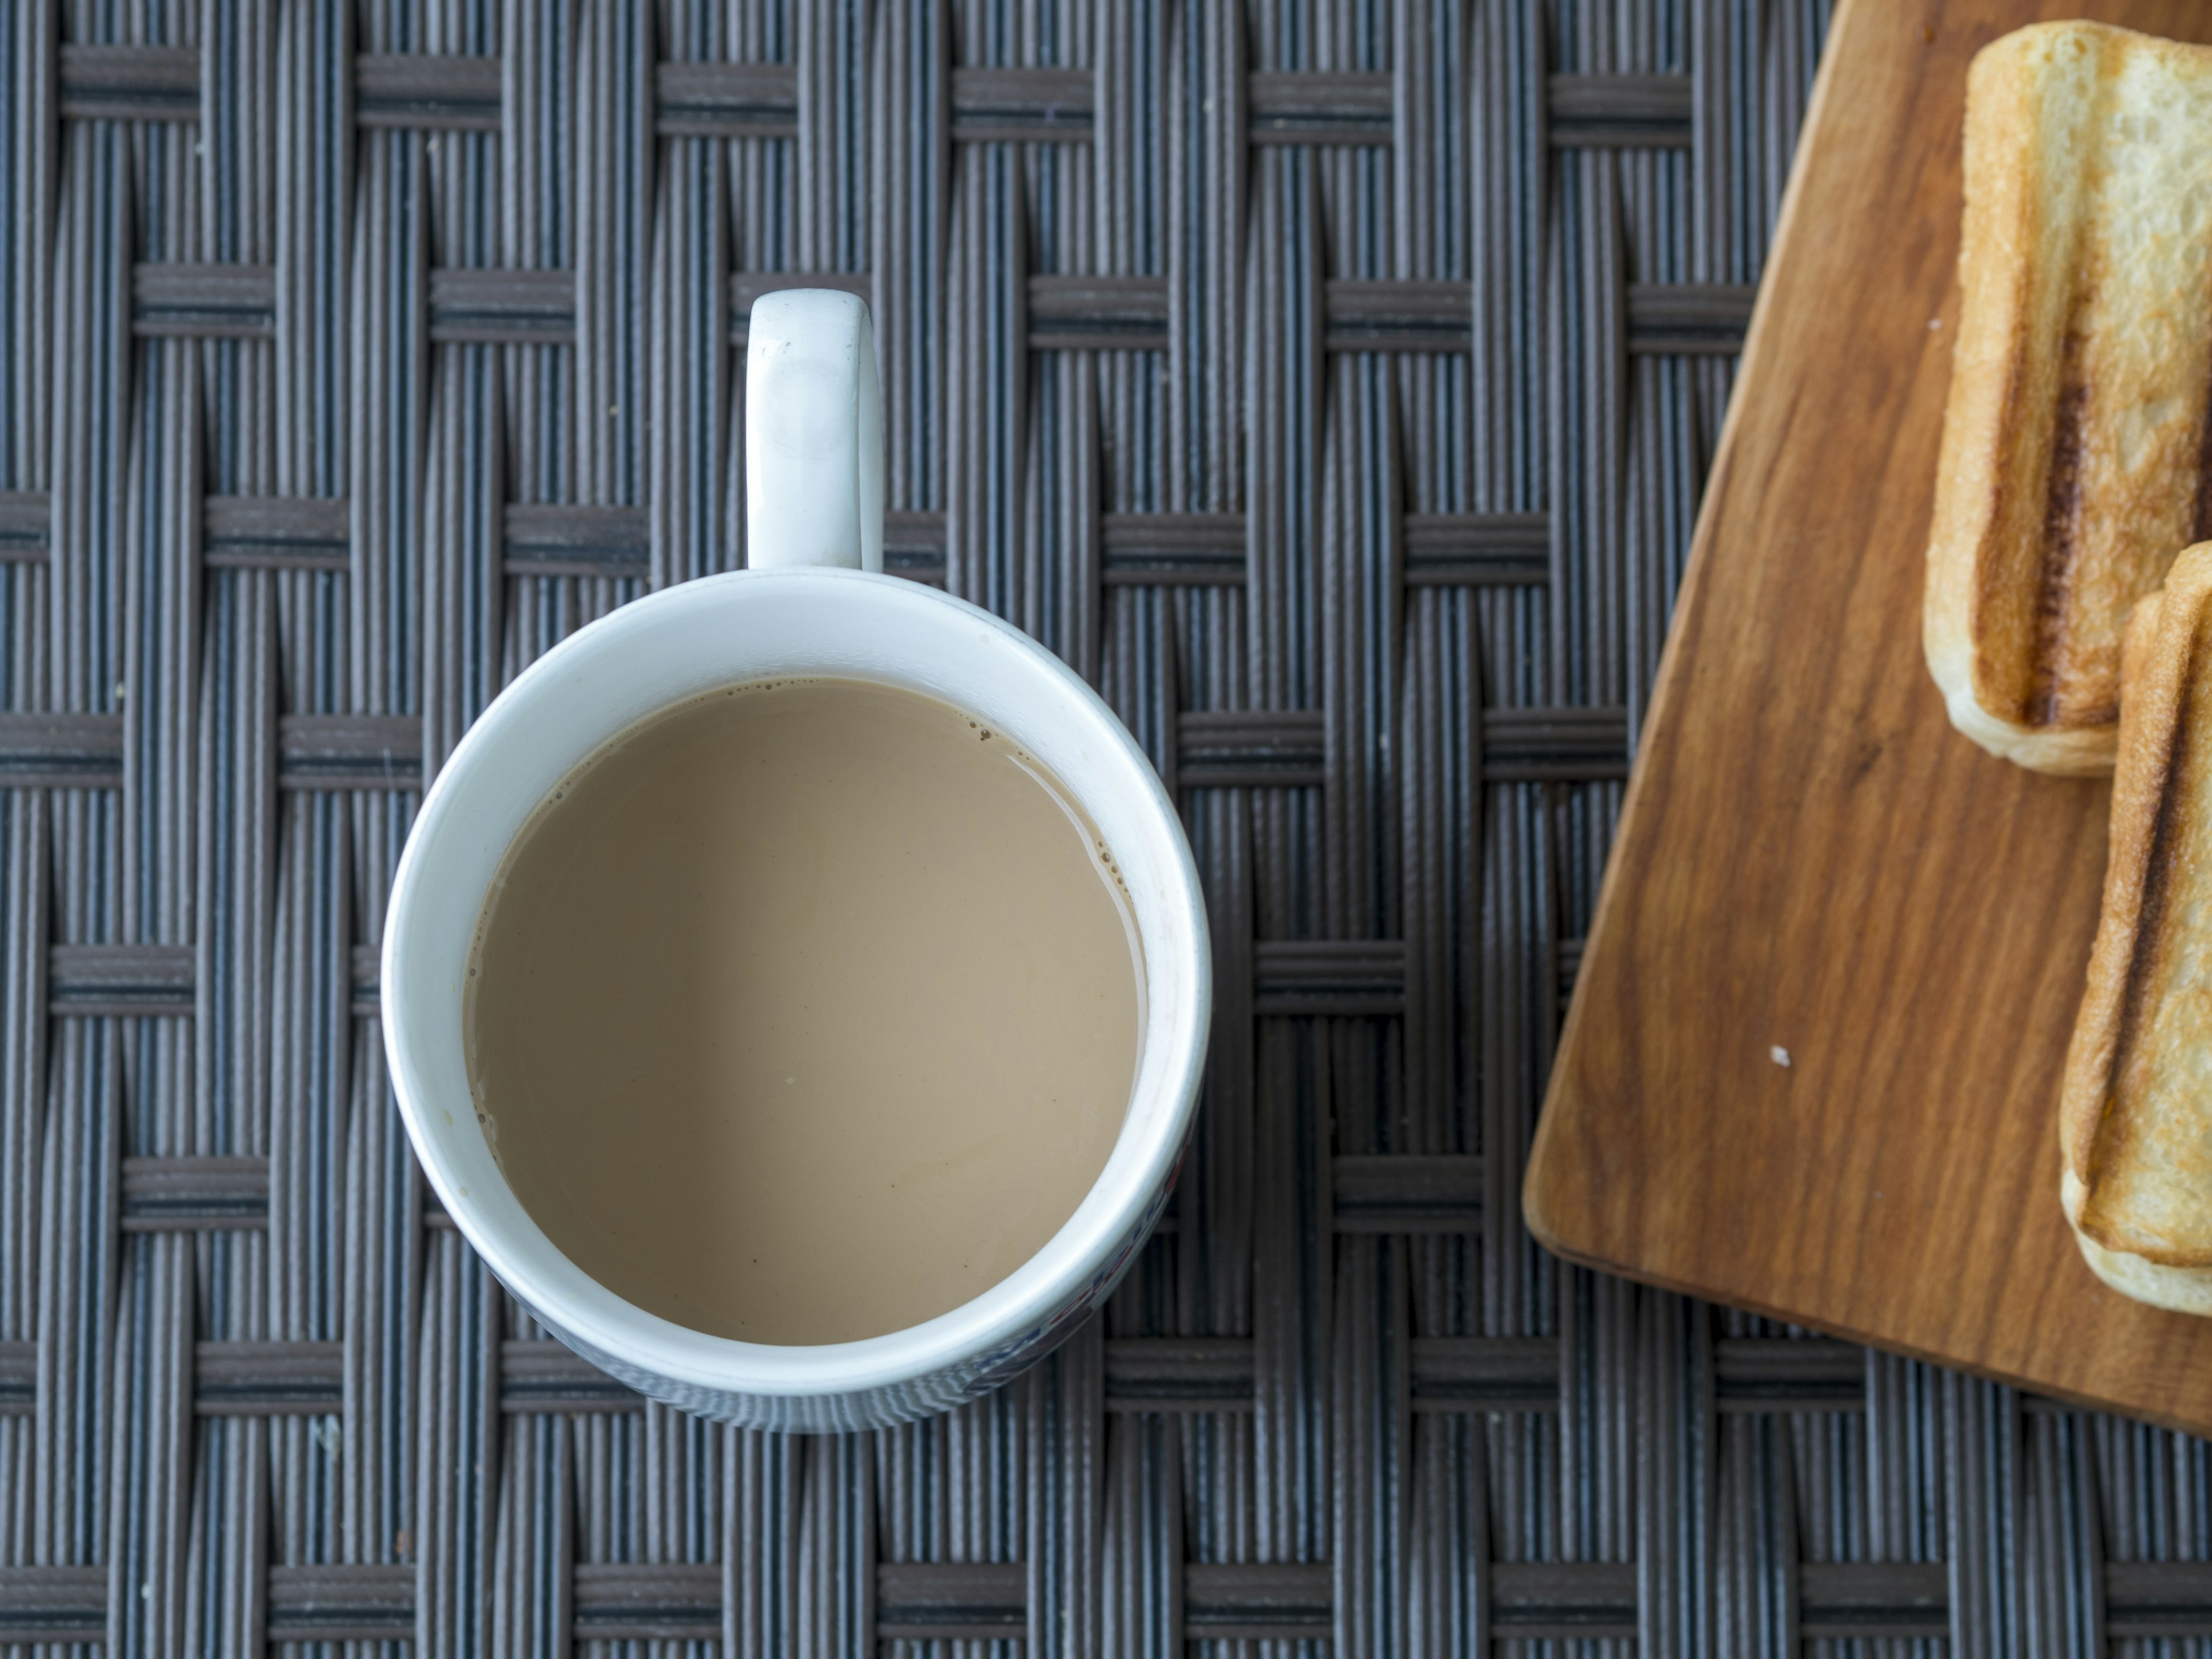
5, 0, 2211, 1652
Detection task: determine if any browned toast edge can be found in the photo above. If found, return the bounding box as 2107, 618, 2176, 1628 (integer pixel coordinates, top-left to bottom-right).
2062, 543, 2212, 1311
1923, 20, 2212, 777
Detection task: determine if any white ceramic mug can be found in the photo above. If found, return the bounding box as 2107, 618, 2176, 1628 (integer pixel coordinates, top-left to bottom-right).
382, 291, 1209, 1431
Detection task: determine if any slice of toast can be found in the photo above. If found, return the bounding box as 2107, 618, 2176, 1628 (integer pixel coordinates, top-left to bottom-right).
2062, 543, 2212, 1313
1924, 21, 2212, 776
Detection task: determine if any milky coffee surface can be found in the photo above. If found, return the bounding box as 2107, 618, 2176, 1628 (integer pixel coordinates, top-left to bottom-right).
467, 678, 1141, 1345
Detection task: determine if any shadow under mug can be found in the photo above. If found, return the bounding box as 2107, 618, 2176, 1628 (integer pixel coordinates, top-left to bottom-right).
381, 291, 1210, 1431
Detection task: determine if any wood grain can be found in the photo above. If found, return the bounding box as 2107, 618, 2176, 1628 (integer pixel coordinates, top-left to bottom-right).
1524, 0, 2212, 1435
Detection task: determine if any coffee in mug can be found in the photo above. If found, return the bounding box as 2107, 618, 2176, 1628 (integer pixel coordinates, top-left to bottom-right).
384, 290, 1208, 1428
465, 676, 1144, 1345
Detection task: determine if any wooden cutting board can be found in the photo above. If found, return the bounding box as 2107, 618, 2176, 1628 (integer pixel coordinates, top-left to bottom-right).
1523, 0, 2212, 1434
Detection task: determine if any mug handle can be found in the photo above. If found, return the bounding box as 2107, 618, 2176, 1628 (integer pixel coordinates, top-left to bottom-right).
744, 289, 885, 571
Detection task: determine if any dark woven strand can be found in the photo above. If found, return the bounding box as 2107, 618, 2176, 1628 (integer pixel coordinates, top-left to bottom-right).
6, 2, 2210, 1655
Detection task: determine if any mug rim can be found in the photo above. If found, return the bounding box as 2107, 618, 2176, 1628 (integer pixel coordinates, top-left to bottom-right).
382, 569, 1210, 1399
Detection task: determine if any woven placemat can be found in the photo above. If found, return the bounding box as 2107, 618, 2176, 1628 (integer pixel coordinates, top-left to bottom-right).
5, 1, 2209, 1653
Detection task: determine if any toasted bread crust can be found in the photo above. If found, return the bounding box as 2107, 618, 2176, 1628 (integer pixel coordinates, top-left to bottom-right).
2063, 1169, 2212, 1314
1925, 21, 2212, 775
2062, 544, 2212, 1290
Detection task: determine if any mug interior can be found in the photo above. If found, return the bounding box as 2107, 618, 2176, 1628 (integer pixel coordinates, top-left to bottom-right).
383, 569, 1207, 1399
